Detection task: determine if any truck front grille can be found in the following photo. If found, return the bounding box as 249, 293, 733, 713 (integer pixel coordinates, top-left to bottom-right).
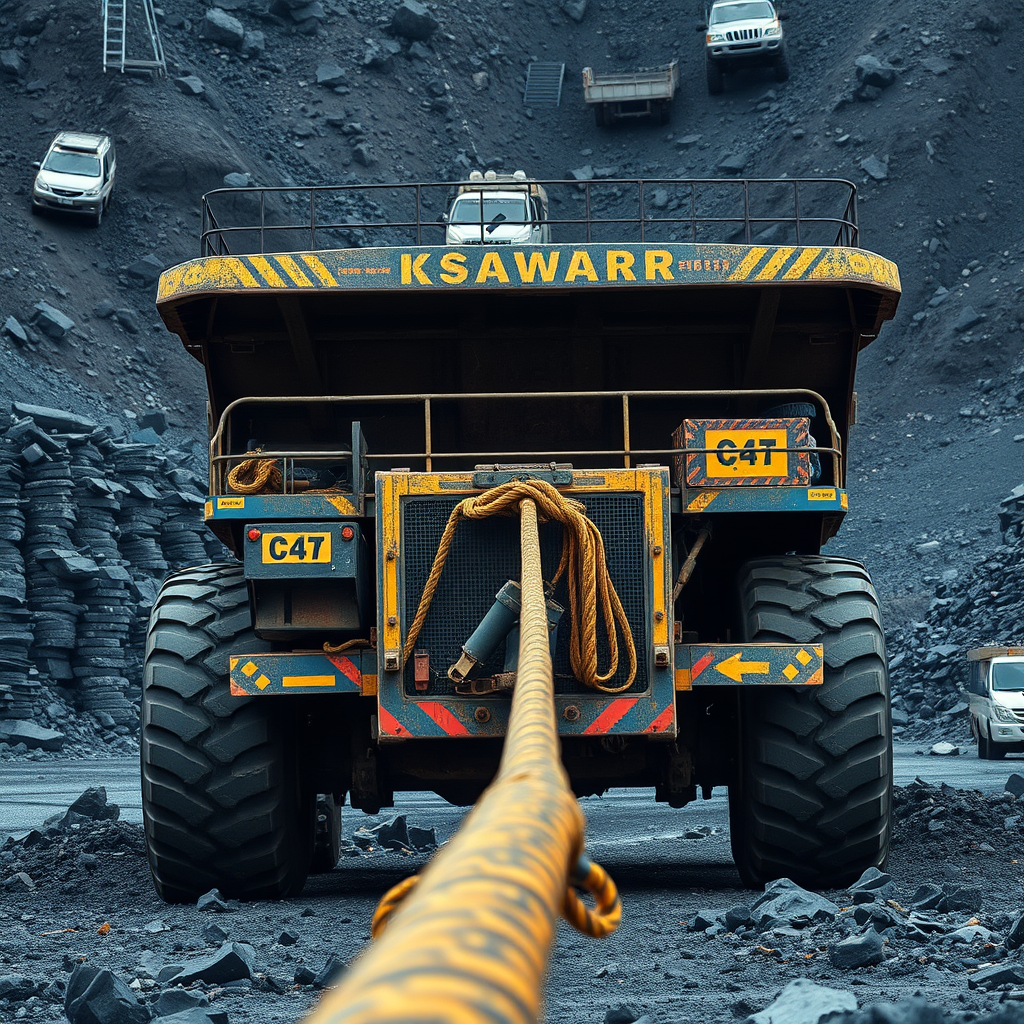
401, 493, 650, 697
725, 27, 762, 41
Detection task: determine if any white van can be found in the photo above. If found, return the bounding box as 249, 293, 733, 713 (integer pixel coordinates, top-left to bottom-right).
966, 646, 1024, 759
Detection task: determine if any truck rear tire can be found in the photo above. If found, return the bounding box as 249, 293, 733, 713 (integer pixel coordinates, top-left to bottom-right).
141, 563, 314, 902
706, 58, 724, 95
310, 794, 342, 872
729, 555, 892, 889
774, 48, 791, 83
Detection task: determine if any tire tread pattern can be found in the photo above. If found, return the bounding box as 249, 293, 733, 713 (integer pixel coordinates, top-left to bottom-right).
141, 563, 312, 902
731, 555, 892, 889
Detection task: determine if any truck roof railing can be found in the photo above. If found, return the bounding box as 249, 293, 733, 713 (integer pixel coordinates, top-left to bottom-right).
199, 177, 860, 257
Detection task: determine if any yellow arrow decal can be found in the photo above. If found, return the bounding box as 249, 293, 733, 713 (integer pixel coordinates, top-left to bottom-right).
715, 653, 770, 682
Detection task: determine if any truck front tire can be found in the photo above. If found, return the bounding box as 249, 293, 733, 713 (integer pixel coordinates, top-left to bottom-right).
774, 48, 791, 83
729, 556, 892, 889
141, 563, 314, 902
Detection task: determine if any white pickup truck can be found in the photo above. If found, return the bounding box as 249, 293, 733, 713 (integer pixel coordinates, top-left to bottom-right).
442, 170, 551, 245
966, 646, 1024, 759
699, 0, 789, 95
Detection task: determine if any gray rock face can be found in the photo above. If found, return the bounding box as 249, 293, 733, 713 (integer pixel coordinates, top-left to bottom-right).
829, 928, 885, 969
0, 975, 38, 1000
153, 990, 209, 1018
390, 0, 438, 41
3, 315, 28, 344
953, 306, 986, 333
64, 965, 151, 1024
751, 878, 839, 930
848, 866, 895, 903
200, 9, 245, 47
717, 152, 749, 174
747, 978, 857, 1024
967, 961, 1024, 989
241, 30, 265, 56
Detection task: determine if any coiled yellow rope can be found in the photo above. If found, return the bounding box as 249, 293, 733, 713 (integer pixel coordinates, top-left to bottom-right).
402, 478, 636, 694
226, 457, 283, 494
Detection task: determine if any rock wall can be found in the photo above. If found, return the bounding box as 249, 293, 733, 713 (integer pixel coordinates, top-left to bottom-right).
0, 405, 226, 754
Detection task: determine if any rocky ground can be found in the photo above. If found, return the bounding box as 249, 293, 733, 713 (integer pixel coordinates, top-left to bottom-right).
1, 0, 1024, 1019
1, 782, 1024, 1023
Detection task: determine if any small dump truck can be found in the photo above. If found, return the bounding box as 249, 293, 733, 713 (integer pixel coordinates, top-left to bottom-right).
582, 61, 679, 126
145, 176, 900, 902
443, 170, 551, 245
966, 647, 1024, 759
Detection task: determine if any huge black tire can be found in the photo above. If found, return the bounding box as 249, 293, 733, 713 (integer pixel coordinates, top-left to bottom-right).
729, 556, 892, 889
141, 563, 314, 902
774, 47, 791, 83
706, 57, 724, 95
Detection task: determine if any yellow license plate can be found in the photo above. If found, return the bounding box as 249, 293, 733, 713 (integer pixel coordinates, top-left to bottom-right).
261, 532, 332, 563
704, 428, 789, 477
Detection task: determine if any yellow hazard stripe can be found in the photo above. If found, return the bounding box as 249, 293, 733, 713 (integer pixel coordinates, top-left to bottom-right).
729, 247, 768, 281
755, 246, 796, 281
301, 254, 338, 286
247, 255, 287, 287
275, 254, 315, 287
782, 246, 822, 279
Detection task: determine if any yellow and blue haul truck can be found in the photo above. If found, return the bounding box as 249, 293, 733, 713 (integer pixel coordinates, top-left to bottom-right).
144, 178, 900, 900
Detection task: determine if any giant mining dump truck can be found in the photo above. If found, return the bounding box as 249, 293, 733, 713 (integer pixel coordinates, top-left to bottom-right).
145, 177, 901, 901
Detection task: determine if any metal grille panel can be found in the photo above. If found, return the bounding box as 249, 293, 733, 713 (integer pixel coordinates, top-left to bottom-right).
401, 493, 649, 697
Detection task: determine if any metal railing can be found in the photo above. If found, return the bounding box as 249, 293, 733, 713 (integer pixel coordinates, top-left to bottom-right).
200, 177, 861, 257
210, 389, 843, 494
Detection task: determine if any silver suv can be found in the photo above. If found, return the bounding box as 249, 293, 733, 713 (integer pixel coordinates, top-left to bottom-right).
699, 0, 789, 95
32, 132, 116, 227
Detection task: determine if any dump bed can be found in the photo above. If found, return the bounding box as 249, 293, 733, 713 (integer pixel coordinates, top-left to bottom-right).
582, 62, 679, 104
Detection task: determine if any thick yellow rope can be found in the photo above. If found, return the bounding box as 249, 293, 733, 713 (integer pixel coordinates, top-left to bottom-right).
402, 479, 636, 694
227, 457, 283, 494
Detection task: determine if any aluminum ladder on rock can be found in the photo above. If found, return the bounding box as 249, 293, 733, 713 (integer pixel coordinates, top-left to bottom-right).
102, 0, 166, 76
524, 62, 566, 106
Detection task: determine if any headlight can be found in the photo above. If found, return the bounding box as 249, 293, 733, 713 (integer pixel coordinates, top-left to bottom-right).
35, 179, 51, 193
82, 187, 102, 197
764, 24, 781, 36
992, 704, 1018, 723
707, 32, 725, 43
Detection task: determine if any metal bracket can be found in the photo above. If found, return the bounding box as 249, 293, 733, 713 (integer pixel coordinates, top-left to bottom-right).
472, 463, 573, 488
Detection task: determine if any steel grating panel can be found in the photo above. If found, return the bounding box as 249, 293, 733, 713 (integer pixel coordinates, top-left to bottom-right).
401, 493, 649, 697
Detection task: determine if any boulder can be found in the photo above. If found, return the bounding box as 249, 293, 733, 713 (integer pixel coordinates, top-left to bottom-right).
854, 55, 897, 88
126, 254, 166, 288
68, 786, 120, 821
750, 878, 839, 930
390, 0, 438, 41
0, 50, 27, 77
11, 403, 97, 433
747, 978, 857, 1024
167, 943, 254, 986
316, 62, 347, 87
829, 929, 885, 970
2, 316, 28, 344
200, 9, 245, 48
65, 966, 151, 1024
31, 301, 75, 339
0, 720, 65, 752
174, 75, 205, 96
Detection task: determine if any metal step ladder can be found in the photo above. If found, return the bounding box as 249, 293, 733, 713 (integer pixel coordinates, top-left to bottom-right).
103, 0, 166, 76
524, 62, 566, 106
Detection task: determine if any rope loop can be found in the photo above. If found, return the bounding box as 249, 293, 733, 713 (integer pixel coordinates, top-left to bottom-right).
370, 874, 420, 938
562, 855, 621, 938
401, 478, 636, 693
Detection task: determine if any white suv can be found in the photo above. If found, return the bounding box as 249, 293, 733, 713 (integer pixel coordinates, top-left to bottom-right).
699, 0, 789, 95
32, 132, 116, 227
